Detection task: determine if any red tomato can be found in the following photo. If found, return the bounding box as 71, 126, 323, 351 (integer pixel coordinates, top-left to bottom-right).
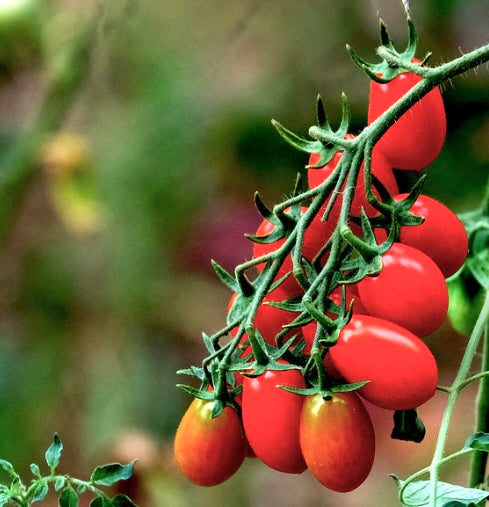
393, 194, 467, 277
252, 207, 334, 295
368, 60, 446, 171
242, 366, 307, 473
300, 391, 375, 492
308, 137, 398, 221
357, 242, 448, 336
326, 315, 438, 410
174, 397, 247, 486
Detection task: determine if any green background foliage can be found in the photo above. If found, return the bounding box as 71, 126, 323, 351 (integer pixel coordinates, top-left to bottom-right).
0, 0, 487, 504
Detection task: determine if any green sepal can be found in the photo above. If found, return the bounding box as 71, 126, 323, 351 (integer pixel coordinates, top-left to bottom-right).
264, 295, 304, 313
90, 462, 135, 487
45, 434, 63, 471
330, 380, 369, 393
253, 191, 273, 220
391, 409, 426, 443
59, 486, 79, 507
176, 366, 206, 381
175, 384, 214, 400
271, 119, 324, 158
210, 260, 241, 293
278, 385, 321, 397
464, 431, 489, 452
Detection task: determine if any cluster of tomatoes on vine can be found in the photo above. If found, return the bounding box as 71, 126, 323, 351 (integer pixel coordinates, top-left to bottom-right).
174, 19, 469, 494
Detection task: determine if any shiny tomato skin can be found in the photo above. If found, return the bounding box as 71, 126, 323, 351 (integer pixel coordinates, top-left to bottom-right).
242, 366, 307, 474
357, 242, 449, 336
174, 398, 247, 486
394, 193, 468, 278
326, 315, 438, 410
368, 63, 446, 171
300, 392, 375, 492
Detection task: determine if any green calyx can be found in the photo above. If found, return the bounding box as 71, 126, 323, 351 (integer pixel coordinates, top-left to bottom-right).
348, 17, 431, 83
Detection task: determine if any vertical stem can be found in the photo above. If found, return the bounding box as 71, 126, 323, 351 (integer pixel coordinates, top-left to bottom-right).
469, 320, 489, 487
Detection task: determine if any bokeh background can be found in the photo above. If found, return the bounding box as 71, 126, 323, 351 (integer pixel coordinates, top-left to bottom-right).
0, 0, 488, 505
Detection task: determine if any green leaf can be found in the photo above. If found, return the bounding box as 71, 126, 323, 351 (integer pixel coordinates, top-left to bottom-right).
90, 462, 135, 487
467, 250, 489, 290
59, 486, 79, 507
54, 477, 66, 491
0, 460, 16, 477
90, 494, 113, 507
111, 494, 138, 506
45, 434, 63, 470
398, 480, 489, 507
464, 432, 489, 452
391, 409, 426, 443
0, 492, 11, 507
31, 480, 49, 503
30, 463, 41, 478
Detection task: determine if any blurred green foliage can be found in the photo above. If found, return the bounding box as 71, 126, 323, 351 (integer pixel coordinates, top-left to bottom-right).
0, 0, 487, 505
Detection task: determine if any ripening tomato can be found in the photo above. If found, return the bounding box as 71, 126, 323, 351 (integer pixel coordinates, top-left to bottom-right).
242, 365, 307, 474
392, 194, 467, 278
300, 391, 375, 492
174, 397, 247, 486
357, 242, 449, 336
252, 207, 334, 295
368, 60, 446, 171
326, 315, 438, 410
308, 136, 398, 221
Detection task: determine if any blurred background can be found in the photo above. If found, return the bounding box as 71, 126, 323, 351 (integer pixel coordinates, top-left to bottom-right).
0, 0, 487, 505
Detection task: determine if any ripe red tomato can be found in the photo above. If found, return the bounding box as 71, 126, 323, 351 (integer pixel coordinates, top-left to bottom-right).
308, 136, 398, 221
368, 61, 446, 171
242, 365, 307, 474
357, 242, 449, 336
393, 193, 467, 277
174, 397, 247, 486
252, 207, 334, 295
300, 391, 375, 492
326, 315, 438, 410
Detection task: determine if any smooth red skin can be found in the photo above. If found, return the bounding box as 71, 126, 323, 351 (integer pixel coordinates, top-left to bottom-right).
300, 392, 375, 492
357, 242, 449, 336
326, 315, 438, 410
368, 65, 446, 171
393, 194, 467, 277
242, 367, 307, 474
308, 141, 399, 220
301, 285, 365, 354
253, 207, 334, 295
174, 398, 247, 486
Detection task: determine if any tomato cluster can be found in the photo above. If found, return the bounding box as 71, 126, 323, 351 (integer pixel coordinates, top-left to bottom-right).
174, 41, 469, 494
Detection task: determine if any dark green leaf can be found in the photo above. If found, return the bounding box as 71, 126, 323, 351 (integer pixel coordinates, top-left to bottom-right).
111, 495, 138, 507
464, 432, 489, 452
45, 434, 63, 470
391, 409, 426, 443
90, 462, 135, 487
90, 494, 112, 507
59, 486, 79, 507
31, 480, 49, 503
30, 463, 41, 478
467, 250, 489, 290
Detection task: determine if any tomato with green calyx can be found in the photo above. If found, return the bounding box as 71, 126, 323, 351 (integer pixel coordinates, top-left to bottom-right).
326, 315, 438, 410
357, 242, 448, 337
242, 365, 307, 474
368, 59, 446, 171
174, 397, 247, 486
300, 391, 375, 492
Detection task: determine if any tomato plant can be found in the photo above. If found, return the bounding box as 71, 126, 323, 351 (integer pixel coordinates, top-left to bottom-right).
174, 397, 247, 486
325, 314, 438, 410
241, 365, 307, 474
300, 391, 375, 492
368, 59, 446, 171
357, 242, 449, 336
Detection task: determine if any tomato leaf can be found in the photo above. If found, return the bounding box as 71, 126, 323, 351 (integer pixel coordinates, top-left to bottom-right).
391, 409, 426, 443
31, 480, 49, 503
397, 479, 489, 507
111, 494, 138, 506
466, 250, 489, 290
90, 462, 135, 487
90, 494, 112, 507
0, 492, 10, 507
464, 432, 489, 452
30, 463, 41, 478
59, 486, 79, 507
45, 433, 63, 470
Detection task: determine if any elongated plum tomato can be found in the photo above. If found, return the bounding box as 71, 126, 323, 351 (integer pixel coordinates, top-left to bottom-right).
357, 242, 449, 337
393, 194, 467, 278
174, 398, 247, 486
368, 59, 446, 171
242, 365, 307, 473
326, 315, 438, 410
300, 392, 375, 492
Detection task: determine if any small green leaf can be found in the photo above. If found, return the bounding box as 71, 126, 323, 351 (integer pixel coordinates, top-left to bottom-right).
59, 486, 79, 507
54, 477, 66, 491
90, 462, 135, 487
391, 409, 426, 443
0, 460, 16, 477
45, 434, 63, 470
467, 250, 489, 290
76, 484, 87, 494
30, 463, 41, 478
31, 480, 49, 503
398, 480, 489, 507
0, 492, 11, 507
111, 494, 138, 506
464, 432, 489, 452
90, 494, 112, 507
